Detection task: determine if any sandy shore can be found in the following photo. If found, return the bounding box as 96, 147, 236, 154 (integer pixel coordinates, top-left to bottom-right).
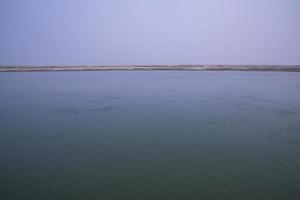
1, 65, 300, 72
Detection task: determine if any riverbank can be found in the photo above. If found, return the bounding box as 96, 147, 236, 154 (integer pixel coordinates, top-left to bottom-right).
1, 65, 300, 72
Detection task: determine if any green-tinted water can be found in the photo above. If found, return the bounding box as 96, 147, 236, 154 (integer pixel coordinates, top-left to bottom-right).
0, 71, 300, 199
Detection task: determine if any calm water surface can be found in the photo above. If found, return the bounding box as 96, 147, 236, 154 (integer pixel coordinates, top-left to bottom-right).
0, 71, 300, 199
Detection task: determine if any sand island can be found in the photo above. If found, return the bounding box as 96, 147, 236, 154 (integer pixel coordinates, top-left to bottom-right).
1, 65, 300, 72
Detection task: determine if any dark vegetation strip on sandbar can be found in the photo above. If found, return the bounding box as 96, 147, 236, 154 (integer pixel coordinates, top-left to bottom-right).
1, 65, 300, 72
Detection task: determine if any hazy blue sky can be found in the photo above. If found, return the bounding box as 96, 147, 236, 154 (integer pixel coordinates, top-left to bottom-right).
0, 0, 299, 65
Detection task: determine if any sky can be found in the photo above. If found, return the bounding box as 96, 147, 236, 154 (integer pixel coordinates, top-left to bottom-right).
0, 0, 300, 65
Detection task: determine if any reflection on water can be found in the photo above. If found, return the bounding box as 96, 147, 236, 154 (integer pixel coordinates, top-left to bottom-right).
59, 105, 118, 114
0, 71, 300, 200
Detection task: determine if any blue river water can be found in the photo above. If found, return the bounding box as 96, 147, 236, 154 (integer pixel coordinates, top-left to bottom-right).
0, 71, 300, 199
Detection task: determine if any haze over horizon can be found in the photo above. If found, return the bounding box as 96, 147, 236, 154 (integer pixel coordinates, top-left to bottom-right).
1, 0, 300, 66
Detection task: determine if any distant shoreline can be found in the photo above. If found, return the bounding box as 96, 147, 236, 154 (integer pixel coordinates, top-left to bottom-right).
1, 65, 300, 72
